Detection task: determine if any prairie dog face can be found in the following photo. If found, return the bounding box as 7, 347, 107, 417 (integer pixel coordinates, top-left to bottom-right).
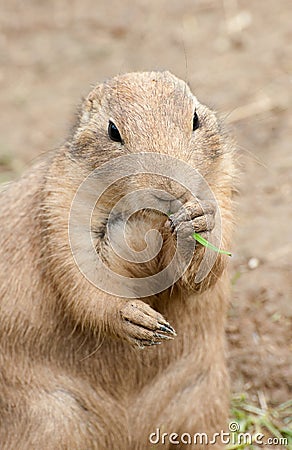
68, 72, 232, 252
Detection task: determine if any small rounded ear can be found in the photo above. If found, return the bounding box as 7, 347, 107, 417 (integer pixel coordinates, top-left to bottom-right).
80, 84, 103, 124
86, 84, 103, 108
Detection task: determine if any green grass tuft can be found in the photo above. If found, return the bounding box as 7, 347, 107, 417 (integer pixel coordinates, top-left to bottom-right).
228, 394, 292, 449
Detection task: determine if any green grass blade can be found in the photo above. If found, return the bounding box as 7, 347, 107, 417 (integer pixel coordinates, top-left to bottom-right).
193, 233, 232, 256
261, 417, 284, 440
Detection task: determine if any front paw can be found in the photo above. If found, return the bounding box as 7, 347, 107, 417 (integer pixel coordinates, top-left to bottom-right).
168, 200, 216, 239
120, 300, 176, 348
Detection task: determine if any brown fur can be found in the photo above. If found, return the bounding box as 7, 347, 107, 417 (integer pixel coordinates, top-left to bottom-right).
0, 71, 235, 449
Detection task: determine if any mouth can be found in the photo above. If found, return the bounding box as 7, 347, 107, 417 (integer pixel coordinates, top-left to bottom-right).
153, 189, 188, 202
152, 191, 189, 217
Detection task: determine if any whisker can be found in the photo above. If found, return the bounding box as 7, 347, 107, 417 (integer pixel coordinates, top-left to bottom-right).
78, 335, 106, 362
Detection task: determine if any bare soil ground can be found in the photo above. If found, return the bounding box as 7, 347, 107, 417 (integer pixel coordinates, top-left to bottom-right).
0, 0, 291, 437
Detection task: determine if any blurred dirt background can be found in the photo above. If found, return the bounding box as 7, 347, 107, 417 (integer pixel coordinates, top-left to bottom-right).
0, 0, 291, 411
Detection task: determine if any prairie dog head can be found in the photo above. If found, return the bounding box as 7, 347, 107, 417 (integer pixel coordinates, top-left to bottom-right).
68, 71, 232, 212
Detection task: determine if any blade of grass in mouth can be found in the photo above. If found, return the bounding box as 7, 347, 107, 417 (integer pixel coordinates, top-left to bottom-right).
165, 211, 232, 257
193, 233, 232, 257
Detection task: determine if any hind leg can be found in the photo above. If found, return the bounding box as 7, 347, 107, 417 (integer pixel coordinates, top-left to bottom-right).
130, 357, 229, 450
0, 375, 129, 450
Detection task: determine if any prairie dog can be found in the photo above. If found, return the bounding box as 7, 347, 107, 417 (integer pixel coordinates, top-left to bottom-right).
0, 71, 234, 449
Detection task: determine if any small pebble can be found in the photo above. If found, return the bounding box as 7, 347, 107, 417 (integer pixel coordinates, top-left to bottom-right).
247, 257, 260, 270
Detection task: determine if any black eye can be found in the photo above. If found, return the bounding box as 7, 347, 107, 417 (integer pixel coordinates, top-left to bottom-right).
192, 111, 200, 131
108, 120, 123, 143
